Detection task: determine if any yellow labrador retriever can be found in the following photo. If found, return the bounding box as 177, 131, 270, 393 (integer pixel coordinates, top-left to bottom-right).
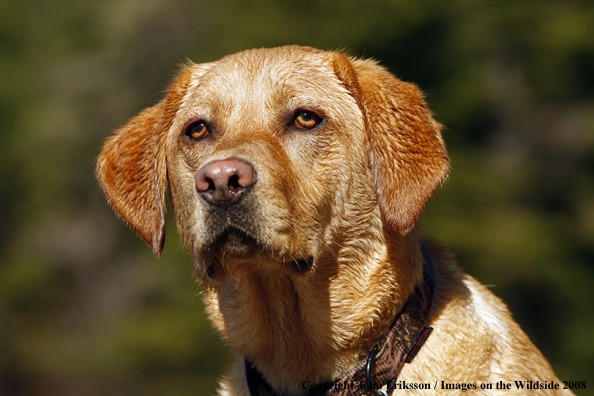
97, 46, 572, 395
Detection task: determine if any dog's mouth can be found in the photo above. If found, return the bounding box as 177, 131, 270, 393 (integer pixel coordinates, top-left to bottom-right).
210, 226, 260, 258
201, 226, 261, 279
200, 226, 314, 278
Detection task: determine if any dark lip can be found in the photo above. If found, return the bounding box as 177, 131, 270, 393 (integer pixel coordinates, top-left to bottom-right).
202, 226, 261, 258
292, 257, 314, 273
216, 226, 258, 247
200, 226, 315, 276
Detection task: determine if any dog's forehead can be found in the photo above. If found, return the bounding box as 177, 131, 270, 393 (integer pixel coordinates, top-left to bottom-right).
184, 48, 343, 108
214, 47, 333, 85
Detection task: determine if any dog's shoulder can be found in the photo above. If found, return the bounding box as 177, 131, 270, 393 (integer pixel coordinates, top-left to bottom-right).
407, 239, 566, 391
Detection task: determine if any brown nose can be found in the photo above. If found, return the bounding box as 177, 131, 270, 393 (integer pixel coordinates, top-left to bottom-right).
195, 158, 256, 205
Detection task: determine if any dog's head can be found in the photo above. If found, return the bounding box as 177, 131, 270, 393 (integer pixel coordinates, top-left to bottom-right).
97, 46, 449, 281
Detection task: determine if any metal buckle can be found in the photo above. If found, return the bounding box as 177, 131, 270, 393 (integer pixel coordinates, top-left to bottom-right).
365, 347, 387, 396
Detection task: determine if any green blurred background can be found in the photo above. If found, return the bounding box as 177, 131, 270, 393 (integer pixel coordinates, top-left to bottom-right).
1, 0, 593, 395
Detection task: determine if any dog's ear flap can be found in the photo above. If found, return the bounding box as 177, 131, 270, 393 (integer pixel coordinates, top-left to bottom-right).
96, 68, 193, 256
333, 54, 449, 235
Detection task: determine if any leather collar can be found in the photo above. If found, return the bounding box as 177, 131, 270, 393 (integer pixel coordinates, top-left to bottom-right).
245, 244, 435, 396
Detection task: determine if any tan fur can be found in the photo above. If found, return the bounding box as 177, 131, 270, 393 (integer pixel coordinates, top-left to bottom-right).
97, 46, 571, 395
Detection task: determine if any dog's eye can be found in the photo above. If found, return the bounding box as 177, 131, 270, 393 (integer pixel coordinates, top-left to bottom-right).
185, 121, 209, 140
294, 111, 322, 129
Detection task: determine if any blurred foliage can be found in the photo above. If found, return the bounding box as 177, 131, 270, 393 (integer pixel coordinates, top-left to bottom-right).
1, 0, 593, 394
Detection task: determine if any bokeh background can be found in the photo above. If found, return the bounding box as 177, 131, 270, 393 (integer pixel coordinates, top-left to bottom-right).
1, 0, 593, 395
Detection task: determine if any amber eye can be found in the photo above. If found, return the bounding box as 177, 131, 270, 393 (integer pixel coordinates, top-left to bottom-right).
294, 110, 322, 129
185, 121, 209, 140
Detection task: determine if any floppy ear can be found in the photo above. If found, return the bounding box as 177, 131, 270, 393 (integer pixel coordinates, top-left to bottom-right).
333, 54, 449, 235
96, 68, 193, 256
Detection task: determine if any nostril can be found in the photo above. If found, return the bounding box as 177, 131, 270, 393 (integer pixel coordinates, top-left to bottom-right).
207, 177, 216, 191
228, 174, 240, 189
195, 168, 214, 193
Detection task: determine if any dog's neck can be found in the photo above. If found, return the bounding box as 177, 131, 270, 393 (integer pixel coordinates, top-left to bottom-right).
202, 228, 423, 395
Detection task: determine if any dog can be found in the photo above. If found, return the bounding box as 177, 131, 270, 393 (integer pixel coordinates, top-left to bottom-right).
97, 46, 572, 395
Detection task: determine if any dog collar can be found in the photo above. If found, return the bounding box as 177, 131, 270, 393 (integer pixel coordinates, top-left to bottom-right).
245, 244, 435, 396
